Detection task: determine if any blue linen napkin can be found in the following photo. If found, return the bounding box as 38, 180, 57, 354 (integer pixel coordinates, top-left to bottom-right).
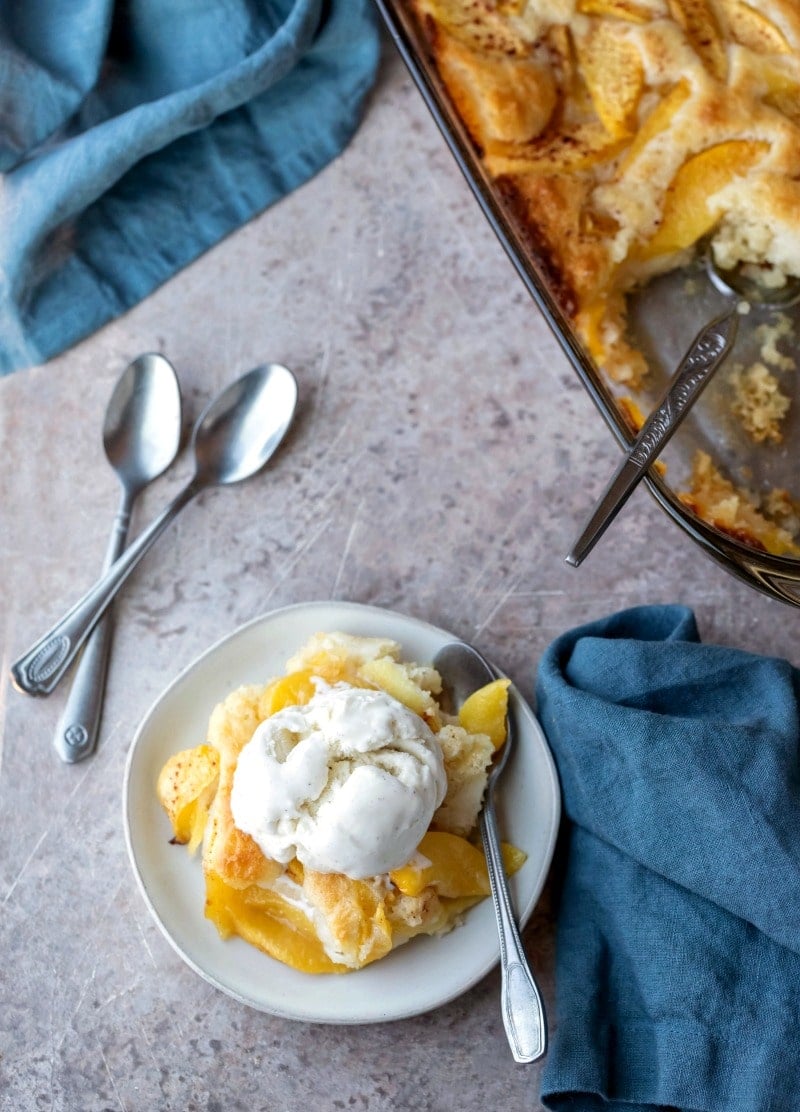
0, 0, 380, 374
535, 605, 800, 1112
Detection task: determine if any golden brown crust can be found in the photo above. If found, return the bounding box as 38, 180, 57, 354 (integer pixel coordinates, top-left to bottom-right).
678, 450, 800, 555
301, 871, 394, 966
204, 686, 283, 889
434, 27, 558, 150
499, 172, 616, 314
408, 0, 800, 381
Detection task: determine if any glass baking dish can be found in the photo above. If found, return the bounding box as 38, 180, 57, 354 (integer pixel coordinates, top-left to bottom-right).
374, 0, 800, 606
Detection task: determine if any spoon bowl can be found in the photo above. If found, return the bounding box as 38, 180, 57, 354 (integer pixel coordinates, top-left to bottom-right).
433, 640, 547, 1063
193, 363, 298, 486
705, 253, 800, 309
12, 363, 298, 698
104, 353, 183, 494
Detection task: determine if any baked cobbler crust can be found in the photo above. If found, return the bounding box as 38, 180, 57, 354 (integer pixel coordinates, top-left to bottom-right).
411, 0, 800, 383
407, 0, 800, 553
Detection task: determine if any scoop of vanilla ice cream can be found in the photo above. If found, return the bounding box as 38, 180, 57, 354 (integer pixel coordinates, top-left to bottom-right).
230, 683, 447, 879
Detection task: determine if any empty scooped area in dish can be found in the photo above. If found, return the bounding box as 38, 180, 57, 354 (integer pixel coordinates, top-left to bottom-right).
627, 265, 800, 556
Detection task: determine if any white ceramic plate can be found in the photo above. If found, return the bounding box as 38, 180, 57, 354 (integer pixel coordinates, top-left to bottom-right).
123, 600, 561, 1024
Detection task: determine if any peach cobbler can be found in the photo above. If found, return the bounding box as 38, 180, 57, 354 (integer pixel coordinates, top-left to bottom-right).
405, 0, 800, 553
157, 632, 523, 974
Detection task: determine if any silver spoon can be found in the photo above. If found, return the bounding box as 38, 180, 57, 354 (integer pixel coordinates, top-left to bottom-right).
434, 641, 547, 1064
706, 254, 800, 308
12, 363, 298, 698
567, 309, 738, 566
567, 252, 800, 564
567, 253, 800, 566
54, 354, 182, 763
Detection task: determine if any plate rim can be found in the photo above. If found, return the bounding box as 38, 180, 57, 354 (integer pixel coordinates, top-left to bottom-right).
122, 599, 561, 1024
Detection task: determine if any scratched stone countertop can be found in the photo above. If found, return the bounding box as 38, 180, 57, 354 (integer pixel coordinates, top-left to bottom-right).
2, 35, 800, 1112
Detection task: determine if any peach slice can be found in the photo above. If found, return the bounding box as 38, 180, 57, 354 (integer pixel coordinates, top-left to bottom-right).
641, 139, 769, 257
259, 669, 318, 717
390, 830, 526, 898
668, 0, 727, 80
156, 744, 220, 853
575, 22, 645, 139
458, 677, 510, 750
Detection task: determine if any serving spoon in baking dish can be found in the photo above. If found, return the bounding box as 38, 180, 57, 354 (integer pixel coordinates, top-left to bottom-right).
12, 362, 298, 697
706, 255, 800, 309
566, 255, 800, 567
434, 640, 547, 1064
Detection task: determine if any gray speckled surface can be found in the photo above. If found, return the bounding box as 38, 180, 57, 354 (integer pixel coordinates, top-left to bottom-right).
2, 38, 800, 1112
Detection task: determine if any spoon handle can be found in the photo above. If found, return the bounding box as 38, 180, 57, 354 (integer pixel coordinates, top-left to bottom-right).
11, 481, 198, 697
480, 797, 547, 1063
52, 493, 134, 763
566, 308, 738, 567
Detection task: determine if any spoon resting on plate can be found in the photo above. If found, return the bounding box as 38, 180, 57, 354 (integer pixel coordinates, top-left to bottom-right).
434, 640, 547, 1064
54, 354, 182, 763
12, 362, 298, 698
566, 253, 800, 567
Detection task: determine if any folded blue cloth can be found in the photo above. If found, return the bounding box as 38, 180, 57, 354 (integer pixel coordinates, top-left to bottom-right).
0, 0, 380, 374
535, 605, 800, 1112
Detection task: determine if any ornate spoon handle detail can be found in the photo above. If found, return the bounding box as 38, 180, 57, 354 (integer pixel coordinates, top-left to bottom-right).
566, 309, 738, 567
52, 497, 132, 762
11, 483, 198, 696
